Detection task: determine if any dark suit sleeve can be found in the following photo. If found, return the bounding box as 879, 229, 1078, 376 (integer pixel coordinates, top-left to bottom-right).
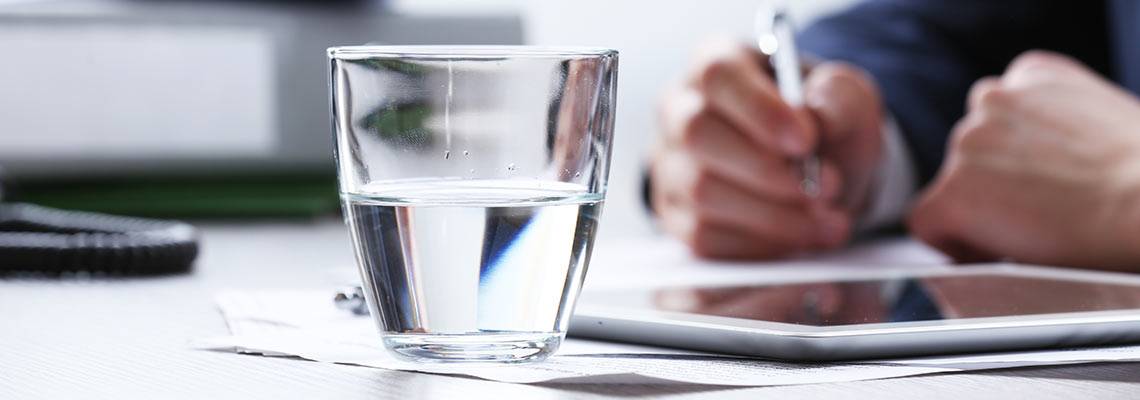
799, 0, 1109, 186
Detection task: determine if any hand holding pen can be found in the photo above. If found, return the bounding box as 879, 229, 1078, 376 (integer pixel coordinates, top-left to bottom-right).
648, 4, 888, 259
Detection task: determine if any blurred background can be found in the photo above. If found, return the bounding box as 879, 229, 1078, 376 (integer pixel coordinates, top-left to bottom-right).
0, 0, 853, 238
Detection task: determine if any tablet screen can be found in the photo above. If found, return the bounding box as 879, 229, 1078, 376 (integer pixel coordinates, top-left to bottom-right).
639, 274, 1140, 326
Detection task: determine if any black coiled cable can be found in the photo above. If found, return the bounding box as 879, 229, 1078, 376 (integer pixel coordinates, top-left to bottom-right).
0, 203, 199, 276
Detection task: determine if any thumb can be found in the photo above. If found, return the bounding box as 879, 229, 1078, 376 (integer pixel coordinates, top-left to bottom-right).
803, 62, 883, 210
803, 62, 882, 148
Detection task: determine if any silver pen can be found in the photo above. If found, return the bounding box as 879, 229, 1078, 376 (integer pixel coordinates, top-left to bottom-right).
756, 4, 821, 198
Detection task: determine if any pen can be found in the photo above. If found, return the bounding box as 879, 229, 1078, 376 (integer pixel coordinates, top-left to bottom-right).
756, 4, 822, 198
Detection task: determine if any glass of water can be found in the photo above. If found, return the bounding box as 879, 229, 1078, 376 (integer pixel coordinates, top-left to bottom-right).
328, 46, 618, 363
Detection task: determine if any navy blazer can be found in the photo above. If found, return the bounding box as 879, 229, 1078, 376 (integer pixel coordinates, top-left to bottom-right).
800, 0, 1139, 186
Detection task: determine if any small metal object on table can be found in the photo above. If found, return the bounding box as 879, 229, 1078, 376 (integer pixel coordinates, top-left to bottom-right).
334, 286, 369, 316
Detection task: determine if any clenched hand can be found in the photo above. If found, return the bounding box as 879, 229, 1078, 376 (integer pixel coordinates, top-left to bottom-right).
909, 51, 1140, 271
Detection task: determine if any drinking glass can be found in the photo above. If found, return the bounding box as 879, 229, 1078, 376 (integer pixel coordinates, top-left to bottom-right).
328, 46, 618, 363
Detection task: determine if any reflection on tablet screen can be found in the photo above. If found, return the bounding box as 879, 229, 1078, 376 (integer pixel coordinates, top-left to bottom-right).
651, 275, 1140, 326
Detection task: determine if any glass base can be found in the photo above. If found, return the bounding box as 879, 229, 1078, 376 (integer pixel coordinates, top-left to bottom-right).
382, 332, 562, 363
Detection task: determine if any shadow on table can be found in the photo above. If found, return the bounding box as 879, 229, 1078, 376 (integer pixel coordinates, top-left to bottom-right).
979, 362, 1140, 383
359, 367, 741, 398
538, 354, 820, 397
536, 382, 740, 398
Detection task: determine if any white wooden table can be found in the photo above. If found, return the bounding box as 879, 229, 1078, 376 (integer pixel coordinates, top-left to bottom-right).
3, 219, 1138, 399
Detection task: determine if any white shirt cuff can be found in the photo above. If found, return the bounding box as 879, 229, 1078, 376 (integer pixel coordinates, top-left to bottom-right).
856, 115, 917, 232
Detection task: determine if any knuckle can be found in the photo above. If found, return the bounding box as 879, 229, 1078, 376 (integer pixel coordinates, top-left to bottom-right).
806, 64, 882, 131
950, 117, 993, 153
661, 89, 713, 145
813, 62, 877, 95
691, 42, 753, 90
688, 169, 717, 204
1009, 50, 1066, 72
1005, 50, 1085, 85
725, 43, 757, 64
975, 85, 1013, 110
816, 62, 861, 82
656, 86, 683, 120
693, 57, 733, 90
677, 105, 714, 147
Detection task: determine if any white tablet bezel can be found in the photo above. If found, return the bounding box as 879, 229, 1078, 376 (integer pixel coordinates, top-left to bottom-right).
570, 264, 1140, 359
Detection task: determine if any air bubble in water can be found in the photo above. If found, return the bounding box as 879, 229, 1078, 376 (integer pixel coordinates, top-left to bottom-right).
462, 150, 469, 156
574, 172, 581, 178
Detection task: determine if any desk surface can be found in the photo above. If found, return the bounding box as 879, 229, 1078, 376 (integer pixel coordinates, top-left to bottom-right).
3, 220, 1139, 399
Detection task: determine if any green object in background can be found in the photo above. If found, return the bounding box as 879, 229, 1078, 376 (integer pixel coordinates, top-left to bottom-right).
11, 174, 340, 218
360, 102, 434, 149
356, 59, 428, 76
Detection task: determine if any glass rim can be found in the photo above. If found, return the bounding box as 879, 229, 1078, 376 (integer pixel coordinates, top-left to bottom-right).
327, 45, 618, 60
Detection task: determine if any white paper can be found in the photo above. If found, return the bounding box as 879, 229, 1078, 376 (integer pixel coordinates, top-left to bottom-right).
192, 289, 1140, 387
581, 236, 951, 291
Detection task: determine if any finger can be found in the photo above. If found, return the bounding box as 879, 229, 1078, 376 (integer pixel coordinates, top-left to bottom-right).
656, 200, 696, 251
670, 287, 754, 311
678, 110, 806, 202
907, 165, 995, 264
931, 238, 1001, 265
808, 203, 852, 250
1003, 50, 1102, 90
810, 284, 845, 317
650, 146, 701, 222
966, 76, 1003, 112
1005, 50, 1088, 77
804, 62, 881, 146
703, 287, 804, 320
689, 174, 818, 248
816, 159, 844, 203
946, 107, 1014, 160
689, 223, 802, 259
687, 43, 816, 156
658, 85, 705, 145
653, 288, 703, 312
656, 147, 850, 251
795, 156, 847, 208
907, 164, 953, 243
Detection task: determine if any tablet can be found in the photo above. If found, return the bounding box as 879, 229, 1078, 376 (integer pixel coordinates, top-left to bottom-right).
569, 264, 1140, 360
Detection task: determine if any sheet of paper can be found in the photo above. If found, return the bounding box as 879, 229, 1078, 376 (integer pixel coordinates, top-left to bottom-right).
883, 345, 1140, 369
193, 289, 1140, 386
581, 236, 951, 291
191, 331, 954, 386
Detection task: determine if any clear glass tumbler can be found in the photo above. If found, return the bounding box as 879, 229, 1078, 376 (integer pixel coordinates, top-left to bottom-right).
328, 46, 618, 363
